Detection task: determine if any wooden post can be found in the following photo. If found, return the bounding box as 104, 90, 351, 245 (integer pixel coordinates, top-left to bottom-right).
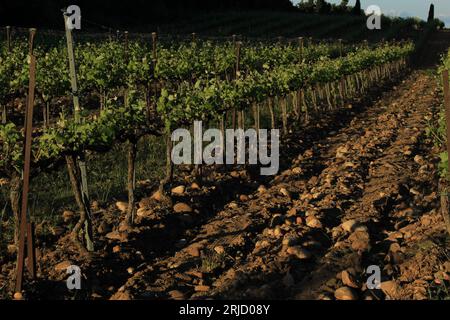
152, 32, 158, 63
338, 39, 343, 57
298, 37, 304, 62
124, 31, 129, 61
441, 69, 450, 235
192, 32, 196, 45
235, 41, 242, 76
6, 26, 11, 52
149, 32, 158, 117
15, 29, 37, 294
232, 42, 242, 131
26, 222, 36, 278
64, 12, 94, 252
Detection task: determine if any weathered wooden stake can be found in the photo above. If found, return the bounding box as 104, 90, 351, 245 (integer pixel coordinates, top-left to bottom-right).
298, 37, 304, 62
441, 69, 450, 235
15, 29, 37, 293
6, 26, 11, 52
64, 12, 94, 252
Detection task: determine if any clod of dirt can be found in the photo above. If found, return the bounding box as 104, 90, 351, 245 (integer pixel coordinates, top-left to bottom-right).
168, 290, 185, 300
380, 280, 400, 299
173, 203, 193, 213
286, 246, 312, 260
116, 201, 128, 213
306, 216, 322, 229
334, 287, 358, 300
54, 260, 72, 272
171, 186, 185, 195
341, 270, 361, 289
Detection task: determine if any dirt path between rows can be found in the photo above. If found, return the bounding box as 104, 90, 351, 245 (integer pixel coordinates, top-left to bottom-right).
103, 70, 449, 301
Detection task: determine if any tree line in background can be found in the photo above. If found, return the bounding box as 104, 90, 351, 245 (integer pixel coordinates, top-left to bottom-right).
0, 0, 294, 28
0, 1, 442, 33
296, 0, 362, 15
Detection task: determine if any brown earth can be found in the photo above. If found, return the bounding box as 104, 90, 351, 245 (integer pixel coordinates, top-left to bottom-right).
107, 71, 449, 301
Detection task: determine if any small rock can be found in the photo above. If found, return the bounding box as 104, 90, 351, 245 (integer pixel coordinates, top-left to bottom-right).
292, 167, 303, 174
287, 208, 297, 217
386, 231, 403, 241
137, 207, 152, 218
389, 243, 402, 253
173, 203, 193, 213
55, 261, 72, 272
349, 230, 370, 252
257, 185, 267, 194
191, 182, 201, 190
151, 190, 163, 201
214, 246, 225, 255
414, 155, 424, 165
334, 287, 358, 300
420, 215, 432, 227
228, 202, 239, 209
13, 292, 23, 300
336, 146, 349, 159
341, 219, 358, 233
169, 290, 185, 300
138, 197, 152, 209
112, 245, 121, 253
230, 171, 240, 178
286, 246, 312, 260
186, 243, 203, 257
7, 244, 17, 255
279, 188, 291, 198
341, 270, 360, 289
106, 231, 128, 242
273, 226, 283, 238
127, 267, 134, 275
194, 285, 210, 292
380, 281, 400, 299
306, 216, 322, 229
116, 201, 128, 213
118, 223, 132, 233
239, 195, 249, 202
171, 186, 185, 195
110, 291, 131, 300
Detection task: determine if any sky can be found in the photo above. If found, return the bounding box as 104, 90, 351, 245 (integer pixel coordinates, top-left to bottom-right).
291, 0, 450, 27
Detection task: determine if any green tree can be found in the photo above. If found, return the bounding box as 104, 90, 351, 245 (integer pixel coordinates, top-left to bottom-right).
428, 4, 435, 23
352, 0, 361, 15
